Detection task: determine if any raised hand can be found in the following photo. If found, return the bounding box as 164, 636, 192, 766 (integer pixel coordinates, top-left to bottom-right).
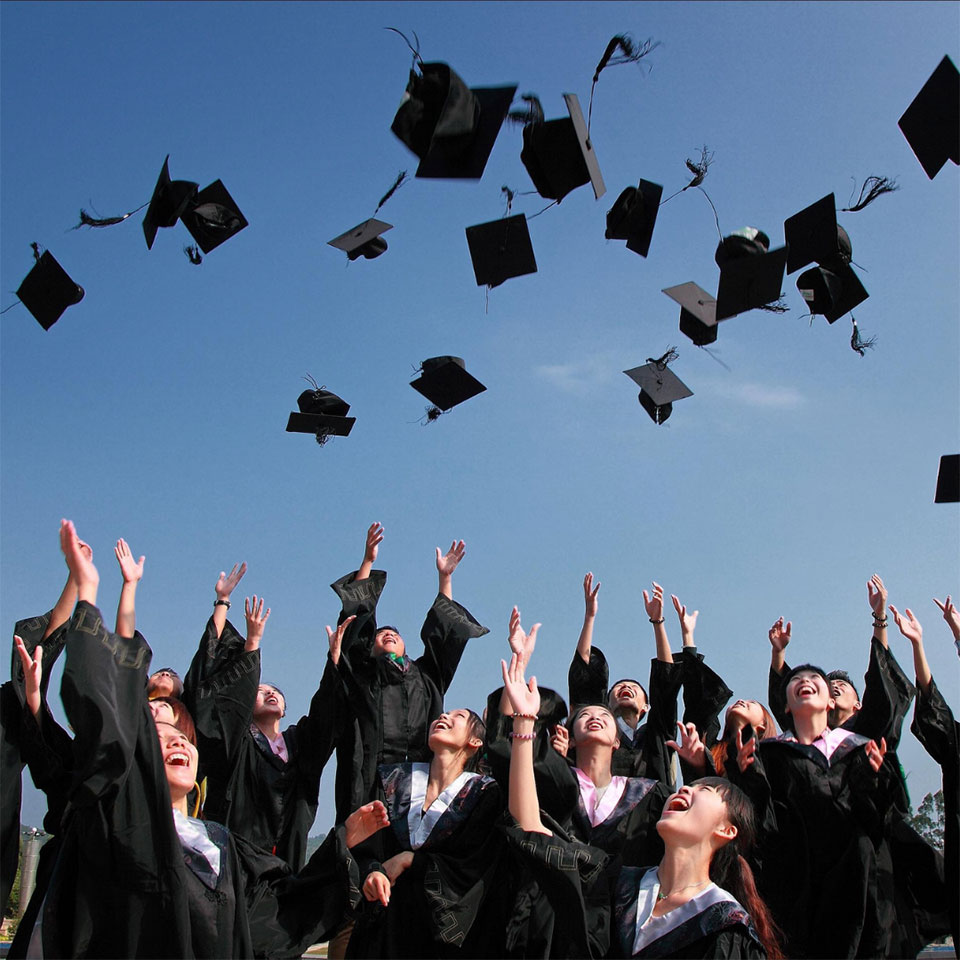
344, 799, 389, 848
643, 582, 665, 621
501, 650, 541, 718
244, 596, 271, 650
364, 522, 384, 566
671, 595, 699, 637
216, 563, 247, 600
436, 539, 466, 577
867, 575, 888, 618
735, 727, 757, 774
933, 596, 960, 643
14, 636, 42, 717
363, 871, 391, 906
507, 606, 539, 668
864, 737, 887, 773
325, 614, 356, 666
768, 617, 792, 653
583, 573, 600, 618
114, 539, 145, 583
666, 721, 707, 772
550, 723, 569, 758
60, 520, 98, 599
890, 605, 922, 645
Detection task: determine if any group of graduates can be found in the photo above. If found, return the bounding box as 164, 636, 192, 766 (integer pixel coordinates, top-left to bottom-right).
0, 519, 957, 959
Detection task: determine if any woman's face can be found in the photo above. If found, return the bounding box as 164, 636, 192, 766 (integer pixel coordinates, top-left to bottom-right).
725, 699, 766, 733
148, 670, 179, 699
428, 709, 480, 752
155, 720, 198, 800
785, 670, 834, 715
657, 783, 736, 847
149, 700, 176, 726
572, 705, 620, 748
254, 685, 285, 719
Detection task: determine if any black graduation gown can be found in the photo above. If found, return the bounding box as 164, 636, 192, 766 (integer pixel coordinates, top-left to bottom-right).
348, 762, 506, 958
911, 677, 959, 953
729, 730, 896, 959
674, 648, 733, 749
183, 615, 342, 870
568, 648, 683, 785
331, 569, 489, 820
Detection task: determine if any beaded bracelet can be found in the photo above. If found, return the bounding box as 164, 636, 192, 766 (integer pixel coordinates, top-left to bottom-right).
509, 713, 538, 720
214, 599, 231, 609
873, 616, 888, 626
649, 617, 665, 624
509, 731, 536, 740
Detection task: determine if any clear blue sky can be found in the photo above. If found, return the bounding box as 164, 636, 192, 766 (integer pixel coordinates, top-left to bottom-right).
2, 0, 957, 831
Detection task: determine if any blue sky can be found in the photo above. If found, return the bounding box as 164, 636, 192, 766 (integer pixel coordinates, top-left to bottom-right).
2, 0, 957, 830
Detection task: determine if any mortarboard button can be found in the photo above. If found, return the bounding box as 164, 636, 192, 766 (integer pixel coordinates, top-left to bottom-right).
328, 219, 393, 261
898, 55, 960, 180
784, 194, 854, 275
605, 179, 663, 257
286, 385, 355, 445
934, 454, 960, 503
623, 359, 693, 425
410, 356, 487, 412
16, 251, 85, 330
663, 282, 718, 346
180, 180, 248, 254
796, 263, 868, 323
714, 232, 787, 321
142, 156, 199, 250
520, 93, 605, 202
465, 214, 537, 287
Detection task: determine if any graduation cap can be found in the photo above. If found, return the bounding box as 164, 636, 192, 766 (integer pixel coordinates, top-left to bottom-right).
16, 250, 85, 330
328, 219, 393, 261
783, 194, 854, 275
663, 282, 718, 346
899, 55, 959, 180
410, 356, 486, 417
142, 156, 199, 250
391, 61, 517, 179
796, 263, 869, 323
605, 179, 663, 257
180, 180, 248, 254
520, 93, 605, 202
714, 229, 787, 321
286, 379, 355, 445
623, 351, 693, 425
465, 214, 537, 287
935, 454, 960, 503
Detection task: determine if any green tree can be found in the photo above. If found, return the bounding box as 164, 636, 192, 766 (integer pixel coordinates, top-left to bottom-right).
909, 789, 945, 852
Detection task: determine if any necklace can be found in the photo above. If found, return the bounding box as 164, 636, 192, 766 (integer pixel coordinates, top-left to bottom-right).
656, 873, 711, 901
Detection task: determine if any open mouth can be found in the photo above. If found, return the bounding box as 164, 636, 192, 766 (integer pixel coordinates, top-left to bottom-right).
166, 752, 191, 767
665, 794, 690, 812
433, 718, 451, 731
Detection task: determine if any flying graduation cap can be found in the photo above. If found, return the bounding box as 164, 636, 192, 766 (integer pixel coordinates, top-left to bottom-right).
623, 349, 693, 425
713, 228, 788, 321
898, 55, 959, 180
935, 454, 960, 503
179, 180, 248, 254
410, 356, 486, 420
663, 282, 718, 346
142, 156, 199, 250
605, 179, 663, 257
465, 213, 537, 288
328, 171, 409, 262
15, 247, 85, 330
285, 377, 356, 446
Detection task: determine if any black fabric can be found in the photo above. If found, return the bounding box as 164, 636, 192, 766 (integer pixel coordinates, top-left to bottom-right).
675, 648, 734, 749
331, 570, 489, 821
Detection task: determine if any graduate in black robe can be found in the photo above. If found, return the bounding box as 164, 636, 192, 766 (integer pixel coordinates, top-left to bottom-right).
348, 707, 506, 958
330, 524, 489, 820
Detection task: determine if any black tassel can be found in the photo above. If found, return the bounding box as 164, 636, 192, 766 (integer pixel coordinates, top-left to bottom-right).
72, 200, 149, 230
184, 245, 203, 265
506, 94, 544, 127
374, 171, 408, 214
30, 241, 42, 263
841, 176, 899, 213
684, 146, 714, 188
587, 33, 661, 133
647, 346, 679, 369
850, 317, 877, 356
385, 27, 422, 70
314, 427, 331, 446
423, 406, 444, 424
759, 297, 790, 314
501, 185, 515, 215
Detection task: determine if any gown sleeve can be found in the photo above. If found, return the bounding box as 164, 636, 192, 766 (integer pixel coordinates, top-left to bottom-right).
416, 593, 489, 695
568, 646, 610, 707
853, 638, 916, 749
676, 647, 733, 748
767, 662, 790, 733
639, 659, 683, 787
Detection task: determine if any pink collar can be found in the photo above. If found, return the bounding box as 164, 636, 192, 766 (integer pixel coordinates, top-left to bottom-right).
575, 767, 628, 826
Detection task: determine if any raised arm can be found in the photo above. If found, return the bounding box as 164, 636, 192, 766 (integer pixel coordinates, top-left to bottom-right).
213, 562, 247, 639
671, 594, 698, 650
575, 573, 601, 663
357, 522, 383, 582
890, 605, 932, 694
768, 616, 791, 675
46, 547, 86, 639
243, 595, 271, 652
643, 581, 673, 663
867, 575, 889, 649
767, 617, 792, 730
113, 538, 145, 638
14, 636, 42, 718
436, 539, 465, 601
933, 595, 960, 655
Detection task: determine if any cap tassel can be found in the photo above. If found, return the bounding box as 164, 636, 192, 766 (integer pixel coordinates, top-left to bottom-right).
72, 200, 149, 230
385, 26, 423, 71
587, 33, 661, 134
758, 296, 790, 314
506, 94, 544, 127
850, 316, 876, 356
373, 170, 408, 215
647, 346, 680, 370
423, 405, 444, 424
30, 241, 42, 263
840, 176, 899, 213
183, 245, 203, 265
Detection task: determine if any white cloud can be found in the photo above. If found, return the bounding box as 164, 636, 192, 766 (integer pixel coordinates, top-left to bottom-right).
534, 355, 617, 395
714, 381, 806, 409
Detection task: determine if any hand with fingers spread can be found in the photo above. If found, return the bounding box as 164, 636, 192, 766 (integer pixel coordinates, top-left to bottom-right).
60, 520, 98, 602
325, 614, 356, 666
643, 581, 665, 622
114, 539, 145, 583
666, 721, 708, 773
671, 594, 699, 646
583, 573, 601, 619
363, 871, 391, 906
735, 727, 757, 774
768, 617, 791, 673
864, 737, 887, 773
344, 799, 390, 848
216, 563, 247, 601
933, 595, 960, 644
507, 605, 538, 670
14, 636, 43, 717
501, 650, 541, 720
436, 540, 466, 599
358, 522, 384, 581
867, 575, 889, 646
890, 604, 934, 694
244, 596, 272, 651
550, 723, 569, 758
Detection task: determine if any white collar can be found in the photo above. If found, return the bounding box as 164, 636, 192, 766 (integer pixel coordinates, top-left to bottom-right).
406, 763, 479, 850
173, 808, 221, 878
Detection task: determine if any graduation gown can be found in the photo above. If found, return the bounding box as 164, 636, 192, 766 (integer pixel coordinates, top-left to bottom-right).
331, 569, 489, 819
674, 648, 733, 749
729, 730, 896, 959
348, 762, 506, 958
183, 616, 342, 870
568, 649, 682, 785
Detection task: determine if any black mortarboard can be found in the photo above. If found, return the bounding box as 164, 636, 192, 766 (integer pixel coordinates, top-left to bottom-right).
623, 358, 693, 425
796, 263, 868, 323
663, 282, 718, 346
783, 194, 854, 275
286, 385, 355, 444
410, 356, 486, 411
142, 156, 199, 250
328, 219, 393, 261
605, 179, 663, 257
934, 454, 959, 503
520, 93, 606, 202
715, 235, 788, 321
391, 61, 517, 179
898, 55, 960, 180
16, 251, 85, 330
180, 180, 248, 254
465, 214, 537, 287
